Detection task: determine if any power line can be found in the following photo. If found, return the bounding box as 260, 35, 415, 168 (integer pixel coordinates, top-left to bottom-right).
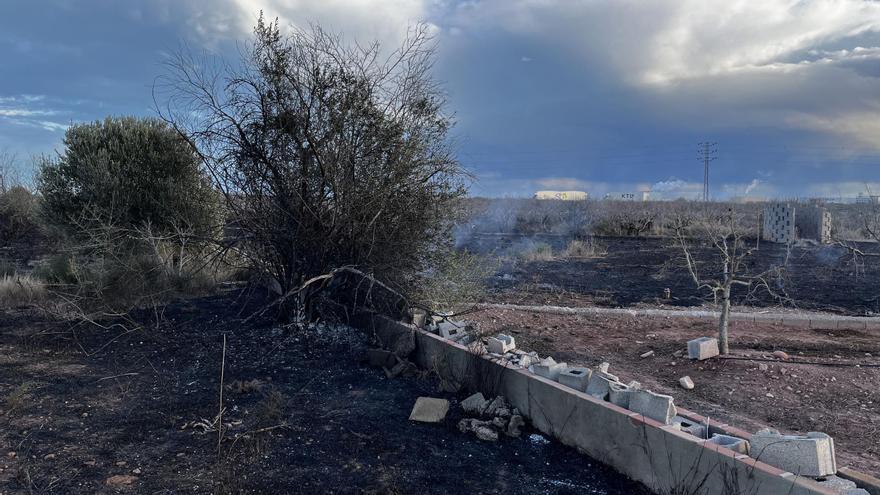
697, 141, 717, 201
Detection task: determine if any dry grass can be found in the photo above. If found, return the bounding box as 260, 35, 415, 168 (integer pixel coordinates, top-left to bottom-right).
561, 238, 607, 258
0, 275, 47, 309
519, 242, 554, 262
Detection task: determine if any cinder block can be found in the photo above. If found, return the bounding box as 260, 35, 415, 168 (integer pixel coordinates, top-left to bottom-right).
586, 370, 620, 400
532, 357, 567, 381
749, 428, 836, 477
608, 381, 638, 408
687, 337, 720, 361
705, 434, 750, 455
629, 389, 677, 425
487, 334, 516, 354
558, 367, 591, 392
437, 321, 466, 340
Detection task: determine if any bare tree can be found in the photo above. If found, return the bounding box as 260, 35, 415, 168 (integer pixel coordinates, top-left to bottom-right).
672, 208, 789, 354
156, 16, 466, 316
0, 148, 19, 193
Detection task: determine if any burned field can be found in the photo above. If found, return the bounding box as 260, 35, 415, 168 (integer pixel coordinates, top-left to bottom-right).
462, 235, 880, 316
0, 291, 650, 495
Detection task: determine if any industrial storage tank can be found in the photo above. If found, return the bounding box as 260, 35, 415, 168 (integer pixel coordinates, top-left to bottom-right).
533, 190, 589, 201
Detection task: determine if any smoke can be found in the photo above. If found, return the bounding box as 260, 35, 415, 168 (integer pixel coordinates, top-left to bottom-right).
744, 179, 762, 195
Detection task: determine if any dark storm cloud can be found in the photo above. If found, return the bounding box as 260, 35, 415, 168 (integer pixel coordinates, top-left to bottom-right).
3, 0, 880, 198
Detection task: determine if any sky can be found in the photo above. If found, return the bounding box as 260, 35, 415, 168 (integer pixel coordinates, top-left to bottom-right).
3, 0, 880, 199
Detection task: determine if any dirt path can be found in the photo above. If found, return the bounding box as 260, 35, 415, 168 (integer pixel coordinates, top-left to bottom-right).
0, 295, 649, 494
467, 306, 880, 476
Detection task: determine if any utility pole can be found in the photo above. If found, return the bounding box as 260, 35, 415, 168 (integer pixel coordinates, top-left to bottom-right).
697, 142, 717, 202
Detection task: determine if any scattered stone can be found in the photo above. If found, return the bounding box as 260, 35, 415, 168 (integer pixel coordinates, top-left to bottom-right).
679, 376, 694, 390
532, 358, 567, 381
705, 434, 750, 455
773, 350, 790, 360
558, 367, 592, 392
132, 468, 142, 475
483, 396, 510, 417
461, 392, 489, 415
598, 362, 610, 373
487, 334, 516, 354
105, 475, 138, 487
491, 416, 508, 429
629, 389, 677, 425
115, 461, 127, 467
506, 415, 525, 437
758, 363, 769, 372
687, 337, 720, 361
586, 370, 620, 400
458, 418, 499, 442
640, 350, 655, 358
409, 397, 450, 423
749, 429, 836, 477
43, 453, 56, 460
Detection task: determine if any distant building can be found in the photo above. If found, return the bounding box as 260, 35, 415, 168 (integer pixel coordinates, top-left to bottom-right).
603, 191, 650, 201
534, 190, 588, 201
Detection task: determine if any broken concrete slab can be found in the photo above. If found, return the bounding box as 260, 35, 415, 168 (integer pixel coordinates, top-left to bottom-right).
409, 397, 450, 423
586, 370, 620, 400
483, 396, 511, 417
532, 358, 567, 381
487, 334, 516, 354
628, 389, 677, 425
507, 414, 525, 437
461, 392, 488, 415
412, 310, 427, 329
458, 418, 498, 441
598, 362, 610, 373
558, 367, 592, 392
749, 429, 836, 477
817, 475, 858, 492
705, 434, 750, 455
687, 337, 720, 361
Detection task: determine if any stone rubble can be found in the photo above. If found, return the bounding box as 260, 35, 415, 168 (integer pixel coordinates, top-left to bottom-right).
457, 394, 525, 442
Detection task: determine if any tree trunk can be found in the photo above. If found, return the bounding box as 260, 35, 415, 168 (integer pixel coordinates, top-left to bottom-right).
718, 285, 731, 354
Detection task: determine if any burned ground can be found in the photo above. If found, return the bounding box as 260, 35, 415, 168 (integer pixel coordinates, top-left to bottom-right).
461, 235, 880, 315
0, 292, 649, 495
467, 306, 880, 476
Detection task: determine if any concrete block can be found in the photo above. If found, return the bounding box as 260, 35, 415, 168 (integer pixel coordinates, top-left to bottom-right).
629, 389, 677, 425
437, 321, 466, 340
586, 370, 620, 400
409, 397, 449, 423
412, 310, 427, 328
558, 367, 592, 392
705, 434, 750, 455
487, 334, 516, 354
817, 475, 857, 492
532, 358, 567, 381
608, 381, 638, 408
749, 429, 836, 477
688, 337, 720, 361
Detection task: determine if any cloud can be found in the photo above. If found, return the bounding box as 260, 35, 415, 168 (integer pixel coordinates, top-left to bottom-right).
0, 94, 67, 133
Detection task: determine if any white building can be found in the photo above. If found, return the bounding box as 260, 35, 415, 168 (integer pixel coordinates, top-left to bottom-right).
534, 190, 589, 201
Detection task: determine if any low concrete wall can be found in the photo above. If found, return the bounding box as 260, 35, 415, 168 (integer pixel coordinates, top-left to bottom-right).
359, 314, 843, 495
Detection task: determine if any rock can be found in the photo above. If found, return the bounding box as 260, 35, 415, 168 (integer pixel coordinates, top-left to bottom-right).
506, 415, 525, 437
598, 362, 610, 373
758, 363, 769, 372
105, 475, 138, 487
43, 453, 56, 460
409, 397, 450, 423
458, 418, 498, 441
491, 416, 508, 429
640, 350, 655, 358
483, 396, 510, 417
679, 376, 694, 390
474, 425, 499, 442
773, 350, 790, 360
132, 468, 142, 475
461, 392, 489, 415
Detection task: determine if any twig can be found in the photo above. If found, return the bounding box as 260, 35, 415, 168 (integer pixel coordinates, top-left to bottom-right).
218, 333, 226, 458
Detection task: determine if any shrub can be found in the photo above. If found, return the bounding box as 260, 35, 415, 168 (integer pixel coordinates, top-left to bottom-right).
0, 274, 46, 309
561, 238, 606, 258
161, 18, 467, 311
416, 250, 498, 312
0, 185, 40, 246
519, 242, 554, 262
37, 116, 220, 239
